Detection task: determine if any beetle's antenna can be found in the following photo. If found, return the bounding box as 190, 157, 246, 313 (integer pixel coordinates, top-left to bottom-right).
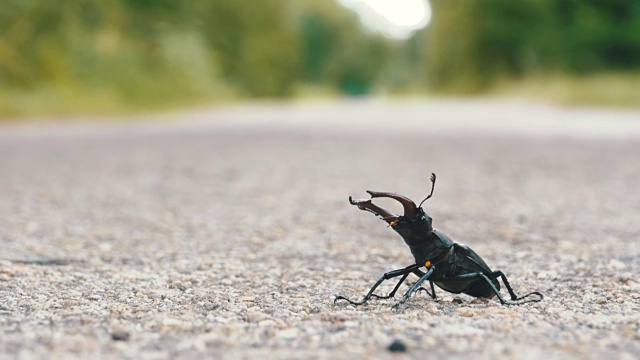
418, 173, 436, 208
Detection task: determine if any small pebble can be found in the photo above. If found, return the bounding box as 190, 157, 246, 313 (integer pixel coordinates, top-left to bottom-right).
387, 339, 407, 353
607, 259, 626, 270
111, 331, 130, 342
276, 328, 298, 339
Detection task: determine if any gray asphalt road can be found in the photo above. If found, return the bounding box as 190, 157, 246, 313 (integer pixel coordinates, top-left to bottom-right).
1, 99, 639, 359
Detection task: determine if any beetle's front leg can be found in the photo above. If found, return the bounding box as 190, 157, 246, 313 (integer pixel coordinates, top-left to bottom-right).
369, 272, 411, 300
334, 264, 419, 306
411, 269, 437, 299
392, 266, 435, 310
417, 280, 437, 299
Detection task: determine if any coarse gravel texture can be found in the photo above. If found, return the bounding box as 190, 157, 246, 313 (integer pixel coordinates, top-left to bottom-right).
1, 99, 639, 359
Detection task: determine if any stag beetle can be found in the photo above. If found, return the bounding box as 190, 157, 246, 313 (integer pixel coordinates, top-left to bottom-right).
334, 173, 543, 309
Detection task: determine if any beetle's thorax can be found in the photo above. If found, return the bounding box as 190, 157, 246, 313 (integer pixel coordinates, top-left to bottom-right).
392, 208, 433, 245
392, 208, 453, 264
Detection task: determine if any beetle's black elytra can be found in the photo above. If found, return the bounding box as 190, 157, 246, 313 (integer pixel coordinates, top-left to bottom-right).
334, 173, 543, 310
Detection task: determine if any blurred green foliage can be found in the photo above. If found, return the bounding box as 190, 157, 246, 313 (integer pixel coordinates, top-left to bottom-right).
0, 0, 392, 117
299, 1, 391, 95
1, 0, 639, 118
422, 0, 640, 93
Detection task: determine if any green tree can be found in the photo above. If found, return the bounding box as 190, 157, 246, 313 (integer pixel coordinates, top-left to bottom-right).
424, 0, 640, 92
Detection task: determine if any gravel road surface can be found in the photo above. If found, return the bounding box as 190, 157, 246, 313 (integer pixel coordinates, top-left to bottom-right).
1, 99, 639, 359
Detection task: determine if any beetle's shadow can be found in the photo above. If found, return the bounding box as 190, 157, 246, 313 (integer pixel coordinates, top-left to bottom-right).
392, 295, 494, 312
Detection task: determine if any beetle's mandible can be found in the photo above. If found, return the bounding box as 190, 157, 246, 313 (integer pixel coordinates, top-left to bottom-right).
334, 173, 543, 309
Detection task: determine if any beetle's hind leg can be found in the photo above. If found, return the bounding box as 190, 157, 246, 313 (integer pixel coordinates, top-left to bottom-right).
334, 265, 419, 306
436, 272, 510, 304
492, 271, 543, 303
439, 272, 543, 305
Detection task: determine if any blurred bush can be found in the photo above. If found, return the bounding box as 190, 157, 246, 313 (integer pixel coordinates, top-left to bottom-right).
2, 0, 639, 118
0, 0, 393, 117
422, 0, 640, 95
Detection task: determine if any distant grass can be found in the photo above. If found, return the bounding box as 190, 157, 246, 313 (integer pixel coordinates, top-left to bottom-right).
494, 72, 640, 108
0, 86, 122, 119
0, 84, 235, 121
0, 83, 336, 122
0, 30, 238, 121
3, 72, 639, 122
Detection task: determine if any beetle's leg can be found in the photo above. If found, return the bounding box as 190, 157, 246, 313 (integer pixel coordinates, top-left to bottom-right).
442, 272, 510, 304
367, 266, 440, 301
369, 272, 411, 300
334, 264, 420, 306
417, 281, 437, 299
435, 272, 542, 305
412, 269, 437, 299
492, 271, 543, 302
392, 266, 435, 310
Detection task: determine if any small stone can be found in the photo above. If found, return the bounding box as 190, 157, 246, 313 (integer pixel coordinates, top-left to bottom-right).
86, 294, 101, 301
407, 322, 428, 330
559, 311, 574, 319
204, 303, 219, 311
68, 290, 83, 298
607, 259, 626, 270
424, 303, 438, 314
387, 339, 407, 353
213, 317, 231, 324
458, 309, 474, 317
545, 307, 562, 314
244, 311, 270, 323
258, 320, 276, 327
276, 328, 298, 339
618, 272, 633, 282
111, 331, 130, 342
594, 297, 607, 304
469, 298, 486, 305
162, 318, 184, 327
536, 271, 558, 279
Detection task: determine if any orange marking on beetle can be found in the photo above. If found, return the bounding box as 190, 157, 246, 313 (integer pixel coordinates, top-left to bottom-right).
390, 221, 397, 227
425, 261, 432, 267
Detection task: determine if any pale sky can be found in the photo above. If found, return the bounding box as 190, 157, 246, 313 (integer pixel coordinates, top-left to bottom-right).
337, 0, 432, 38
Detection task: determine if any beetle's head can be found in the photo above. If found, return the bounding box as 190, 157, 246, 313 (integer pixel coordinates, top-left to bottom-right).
348, 174, 437, 245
